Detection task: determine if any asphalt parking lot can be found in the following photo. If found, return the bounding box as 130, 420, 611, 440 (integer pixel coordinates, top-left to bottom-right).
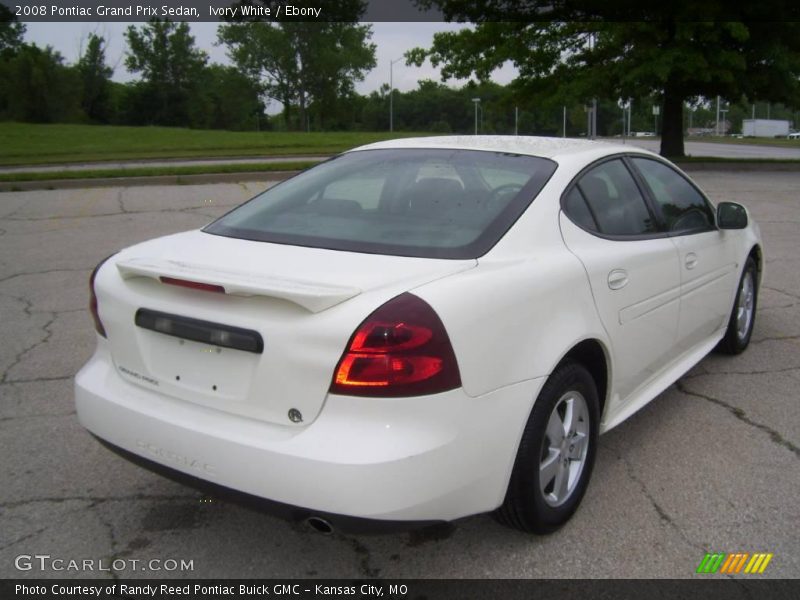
1, 172, 798, 579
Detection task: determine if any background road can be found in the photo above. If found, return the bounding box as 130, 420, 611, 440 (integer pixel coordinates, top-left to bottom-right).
1, 139, 799, 175
626, 139, 800, 159
0, 172, 798, 578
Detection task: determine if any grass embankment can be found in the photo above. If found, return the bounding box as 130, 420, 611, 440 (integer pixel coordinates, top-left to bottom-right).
0, 122, 427, 166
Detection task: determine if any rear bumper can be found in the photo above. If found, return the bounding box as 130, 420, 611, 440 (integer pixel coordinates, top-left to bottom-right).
75, 343, 543, 522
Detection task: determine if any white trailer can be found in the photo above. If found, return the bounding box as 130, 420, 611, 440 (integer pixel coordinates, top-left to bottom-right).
742, 119, 790, 138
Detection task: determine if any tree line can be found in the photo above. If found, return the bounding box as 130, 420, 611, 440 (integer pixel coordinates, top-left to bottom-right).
409, 2, 800, 156
0, 6, 378, 132
2, 3, 800, 152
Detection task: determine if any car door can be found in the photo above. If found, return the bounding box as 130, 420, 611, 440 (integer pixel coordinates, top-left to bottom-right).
629, 157, 738, 353
559, 157, 682, 409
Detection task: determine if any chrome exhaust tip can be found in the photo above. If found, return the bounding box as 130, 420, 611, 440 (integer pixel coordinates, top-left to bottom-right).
306, 516, 334, 535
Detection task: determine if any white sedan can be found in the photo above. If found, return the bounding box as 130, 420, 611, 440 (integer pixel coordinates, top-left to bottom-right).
75, 136, 762, 534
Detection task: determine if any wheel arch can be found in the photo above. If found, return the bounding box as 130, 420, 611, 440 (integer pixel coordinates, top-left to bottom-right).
556, 338, 610, 421
748, 244, 763, 286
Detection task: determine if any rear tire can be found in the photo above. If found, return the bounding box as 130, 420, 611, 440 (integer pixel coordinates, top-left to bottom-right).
495, 360, 599, 533
716, 256, 758, 355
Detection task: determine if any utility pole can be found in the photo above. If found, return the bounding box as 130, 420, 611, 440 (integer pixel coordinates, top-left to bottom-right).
627, 99, 632, 137
621, 101, 626, 142
515, 106, 519, 135
653, 105, 659, 136
563, 106, 566, 137
389, 57, 402, 133
589, 32, 597, 139
472, 98, 481, 135
716, 95, 721, 136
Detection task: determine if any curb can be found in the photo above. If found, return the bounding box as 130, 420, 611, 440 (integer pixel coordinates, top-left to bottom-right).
2, 161, 799, 193
0, 170, 301, 193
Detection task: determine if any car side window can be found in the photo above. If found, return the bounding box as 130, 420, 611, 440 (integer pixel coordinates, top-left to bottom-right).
570, 159, 656, 236
563, 187, 598, 232
631, 158, 715, 234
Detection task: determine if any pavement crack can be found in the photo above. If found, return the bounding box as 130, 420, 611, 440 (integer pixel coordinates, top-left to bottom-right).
0, 267, 90, 286
0, 525, 50, 552
617, 453, 705, 554
0, 493, 197, 510
681, 366, 800, 379
763, 286, 800, 302
0, 294, 56, 385
0, 375, 74, 385
339, 536, 381, 578
0, 411, 76, 423
93, 503, 123, 581
116, 188, 128, 214
751, 335, 800, 345
676, 380, 799, 459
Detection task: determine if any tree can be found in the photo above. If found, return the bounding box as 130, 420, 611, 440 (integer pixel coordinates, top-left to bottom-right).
77, 34, 113, 123
196, 65, 265, 131
408, 3, 800, 156
124, 20, 208, 126
0, 3, 26, 116
219, 0, 376, 130
1, 3, 25, 56
3, 44, 82, 122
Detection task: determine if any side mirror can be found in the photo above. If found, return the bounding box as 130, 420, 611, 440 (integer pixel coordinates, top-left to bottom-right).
717, 202, 748, 230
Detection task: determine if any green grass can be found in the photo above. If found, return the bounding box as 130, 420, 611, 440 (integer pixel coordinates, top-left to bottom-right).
0, 161, 320, 183
0, 122, 429, 166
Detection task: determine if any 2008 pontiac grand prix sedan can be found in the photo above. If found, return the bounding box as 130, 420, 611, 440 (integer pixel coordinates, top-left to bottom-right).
75, 136, 762, 533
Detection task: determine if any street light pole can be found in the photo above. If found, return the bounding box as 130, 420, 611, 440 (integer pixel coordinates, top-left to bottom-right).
389, 57, 402, 133
589, 32, 597, 139
627, 99, 632, 137
472, 98, 480, 135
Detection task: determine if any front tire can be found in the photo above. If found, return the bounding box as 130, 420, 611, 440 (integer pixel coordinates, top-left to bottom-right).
495, 360, 599, 533
716, 256, 758, 355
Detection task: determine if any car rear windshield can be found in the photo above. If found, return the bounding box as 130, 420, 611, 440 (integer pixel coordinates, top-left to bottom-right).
204, 148, 557, 259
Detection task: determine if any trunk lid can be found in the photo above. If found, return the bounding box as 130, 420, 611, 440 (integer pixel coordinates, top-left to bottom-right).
96, 230, 475, 426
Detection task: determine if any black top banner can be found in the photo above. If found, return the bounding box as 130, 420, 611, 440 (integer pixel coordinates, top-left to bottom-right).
5, 0, 800, 22
5, 0, 444, 22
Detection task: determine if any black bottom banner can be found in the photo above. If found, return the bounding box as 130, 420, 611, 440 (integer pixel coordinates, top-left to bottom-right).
2, 579, 799, 600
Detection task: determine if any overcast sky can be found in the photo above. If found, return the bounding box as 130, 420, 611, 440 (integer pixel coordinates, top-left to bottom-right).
23, 22, 518, 111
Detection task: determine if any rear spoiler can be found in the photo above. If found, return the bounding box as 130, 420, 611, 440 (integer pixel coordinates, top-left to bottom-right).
115, 257, 361, 313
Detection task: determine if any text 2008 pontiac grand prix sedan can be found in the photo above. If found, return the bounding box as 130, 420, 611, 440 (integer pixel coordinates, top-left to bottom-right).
75, 136, 762, 534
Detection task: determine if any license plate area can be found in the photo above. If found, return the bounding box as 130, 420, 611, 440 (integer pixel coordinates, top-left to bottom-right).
135, 309, 260, 401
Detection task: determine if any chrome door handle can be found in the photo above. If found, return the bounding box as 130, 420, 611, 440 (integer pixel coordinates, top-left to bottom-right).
685, 253, 698, 270
607, 269, 629, 290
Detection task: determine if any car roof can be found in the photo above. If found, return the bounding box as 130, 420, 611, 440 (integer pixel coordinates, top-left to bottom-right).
349, 135, 660, 162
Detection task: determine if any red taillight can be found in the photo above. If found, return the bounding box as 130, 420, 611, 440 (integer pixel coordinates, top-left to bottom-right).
330, 293, 461, 397
159, 277, 225, 293
89, 254, 116, 337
